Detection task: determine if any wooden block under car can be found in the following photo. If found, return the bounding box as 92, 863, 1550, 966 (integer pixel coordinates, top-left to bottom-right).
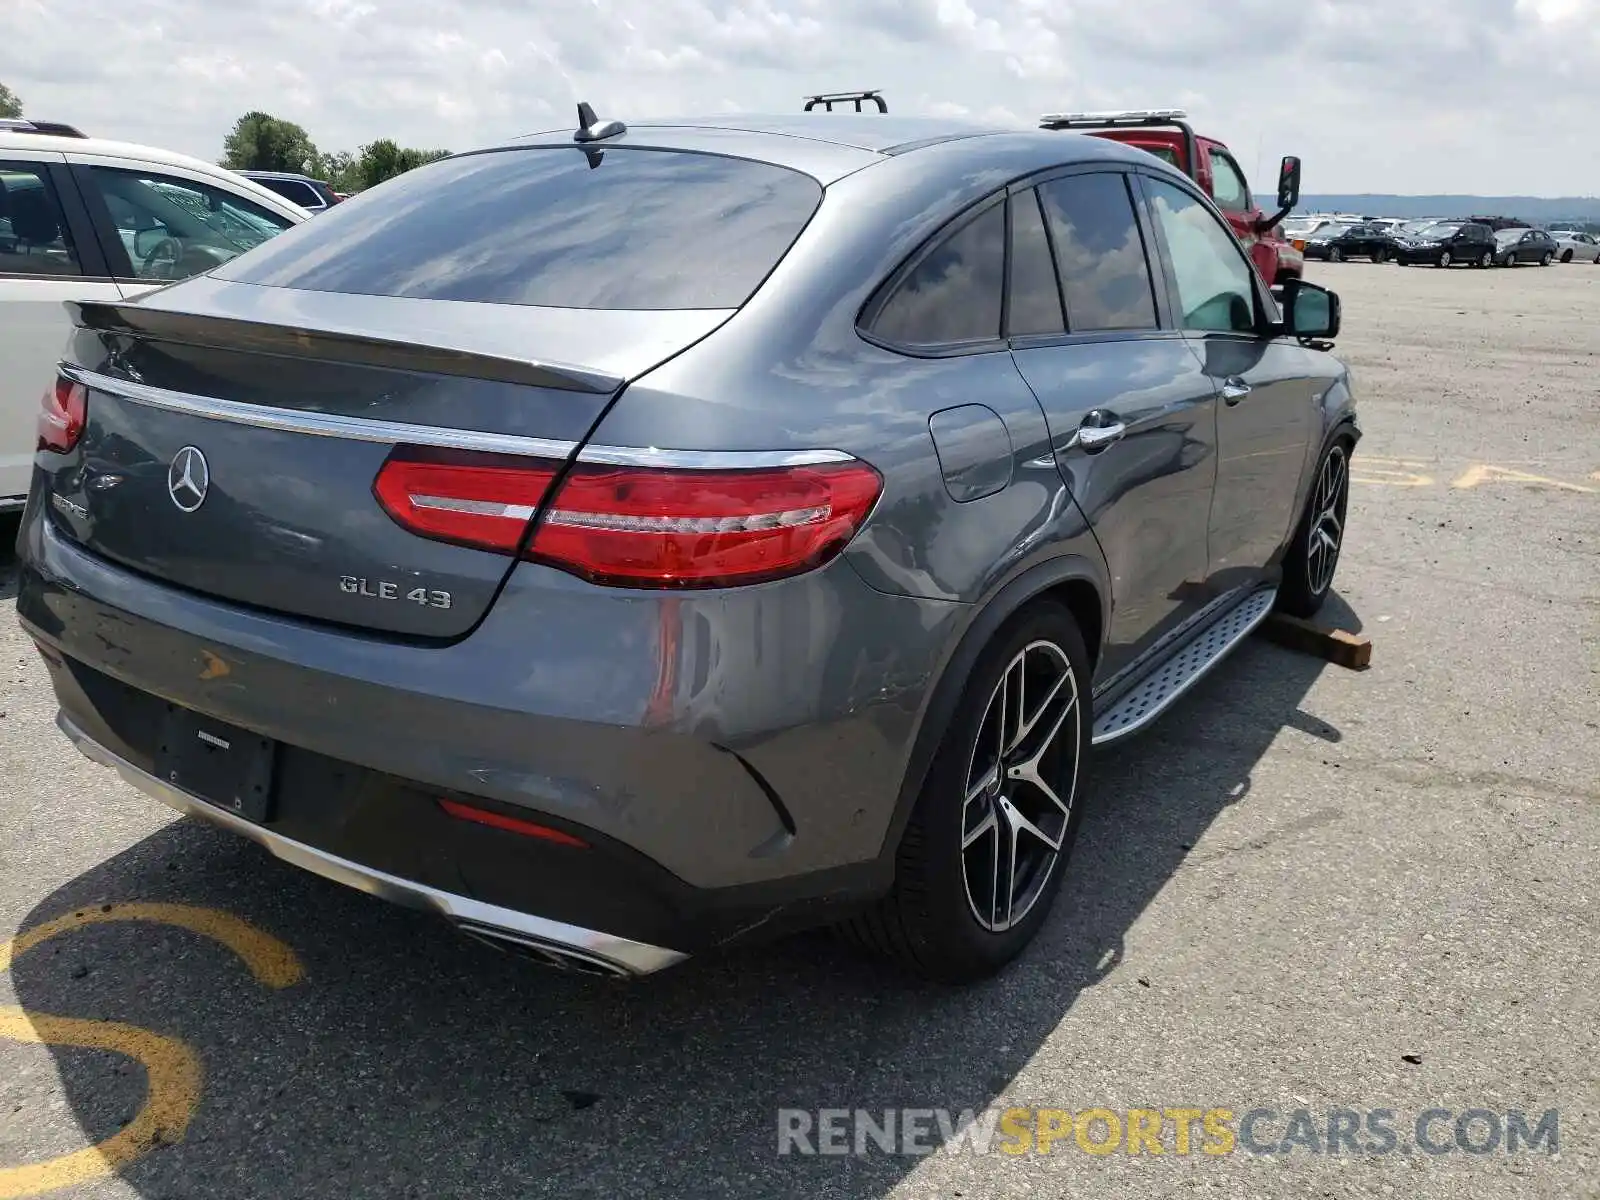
1258, 613, 1372, 671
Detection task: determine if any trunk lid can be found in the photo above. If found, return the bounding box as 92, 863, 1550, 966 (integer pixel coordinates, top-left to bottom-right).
46, 282, 730, 638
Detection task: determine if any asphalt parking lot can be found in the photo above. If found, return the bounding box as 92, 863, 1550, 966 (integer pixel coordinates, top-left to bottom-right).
1, 260, 1596, 1199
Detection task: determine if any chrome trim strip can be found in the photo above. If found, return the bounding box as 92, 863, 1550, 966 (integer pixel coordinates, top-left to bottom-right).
576, 444, 854, 469
0, 495, 26, 513
60, 366, 580, 461
1091, 586, 1278, 747
57, 713, 689, 976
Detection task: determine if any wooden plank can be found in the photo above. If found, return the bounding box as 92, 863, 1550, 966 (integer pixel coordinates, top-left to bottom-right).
1258, 613, 1372, 670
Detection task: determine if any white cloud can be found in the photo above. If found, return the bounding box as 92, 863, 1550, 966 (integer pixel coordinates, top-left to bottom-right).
5, 0, 1598, 195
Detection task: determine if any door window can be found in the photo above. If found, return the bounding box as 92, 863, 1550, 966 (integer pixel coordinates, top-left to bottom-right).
1145, 178, 1257, 334
1208, 151, 1252, 213
1006, 189, 1064, 337
869, 202, 1005, 346
259, 177, 323, 208
81, 166, 295, 281
1036, 174, 1158, 333
0, 163, 81, 276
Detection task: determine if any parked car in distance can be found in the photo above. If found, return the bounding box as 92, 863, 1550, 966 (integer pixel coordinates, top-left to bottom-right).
1303, 221, 1395, 262
237, 170, 343, 213
1393, 221, 1497, 268
1552, 230, 1600, 263
1038, 109, 1306, 284
0, 123, 307, 511
1282, 215, 1342, 251
1492, 227, 1557, 267
18, 108, 1356, 982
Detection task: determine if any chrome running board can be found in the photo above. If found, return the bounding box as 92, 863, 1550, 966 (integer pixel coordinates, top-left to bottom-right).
56, 713, 688, 977
1091, 587, 1277, 746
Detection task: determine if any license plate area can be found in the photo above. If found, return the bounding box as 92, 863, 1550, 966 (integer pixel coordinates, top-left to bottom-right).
154, 704, 277, 823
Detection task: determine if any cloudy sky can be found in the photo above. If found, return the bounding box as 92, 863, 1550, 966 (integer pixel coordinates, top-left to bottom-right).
6, 0, 1598, 196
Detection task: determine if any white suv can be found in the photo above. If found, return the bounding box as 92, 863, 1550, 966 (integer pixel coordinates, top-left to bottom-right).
0, 120, 308, 510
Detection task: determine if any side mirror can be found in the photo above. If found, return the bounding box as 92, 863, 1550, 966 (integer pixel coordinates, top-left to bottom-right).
1276, 156, 1302, 210
1281, 278, 1339, 342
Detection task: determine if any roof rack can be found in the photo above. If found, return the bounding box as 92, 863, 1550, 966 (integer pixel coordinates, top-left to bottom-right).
1038, 108, 1197, 181
804, 90, 887, 113
0, 117, 88, 138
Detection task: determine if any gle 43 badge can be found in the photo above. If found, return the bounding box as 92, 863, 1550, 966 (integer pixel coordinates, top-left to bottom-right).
340, 576, 452, 609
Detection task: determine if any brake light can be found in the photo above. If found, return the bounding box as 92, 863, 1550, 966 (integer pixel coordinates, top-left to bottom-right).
529, 460, 882, 588
438, 798, 589, 848
375, 448, 882, 588
37, 375, 87, 453
374, 451, 559, 553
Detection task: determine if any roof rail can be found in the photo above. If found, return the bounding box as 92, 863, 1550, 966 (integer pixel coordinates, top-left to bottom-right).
0, 117, 88, 138
1038, 109, 1189, 130
804, 90, 887, 113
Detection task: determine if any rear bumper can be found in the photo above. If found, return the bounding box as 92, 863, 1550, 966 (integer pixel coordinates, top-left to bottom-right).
19, 497, 964, 958
59, 712, 683, 976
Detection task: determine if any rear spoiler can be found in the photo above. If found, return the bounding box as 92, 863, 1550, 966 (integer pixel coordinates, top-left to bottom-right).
63, 300, 622, 394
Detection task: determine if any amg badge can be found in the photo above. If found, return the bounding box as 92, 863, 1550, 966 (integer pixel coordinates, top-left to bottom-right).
339, 576, 452, 610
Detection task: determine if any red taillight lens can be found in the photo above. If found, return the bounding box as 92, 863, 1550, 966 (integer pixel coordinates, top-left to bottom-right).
375, 448, 882, 589
529, 460, 883, 588
438, 798, 589, 848
374, 451, 559, 553
37, 375, 87, 453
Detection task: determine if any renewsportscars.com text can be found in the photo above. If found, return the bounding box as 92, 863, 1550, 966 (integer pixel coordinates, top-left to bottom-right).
777, 1106, 1559, 1158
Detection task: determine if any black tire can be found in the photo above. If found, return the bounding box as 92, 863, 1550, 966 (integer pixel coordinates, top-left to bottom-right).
1437, 251, 1453, 268
1329, 246, 1343, 263
1540, 252, 1553, 267
1561, 250, 1574, 263
839, 603, 1092, 982
1277, 438, 1352, 619
1477, 251, 1492, 268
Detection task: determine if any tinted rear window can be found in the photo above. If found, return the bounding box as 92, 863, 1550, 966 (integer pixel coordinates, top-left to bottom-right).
218, 148, 822, 310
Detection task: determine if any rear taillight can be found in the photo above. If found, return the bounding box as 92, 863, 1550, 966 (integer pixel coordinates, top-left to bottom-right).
529, 461, 882, 588
37, 375, 87, 453
374, 451, 559, 553
374, 449, 882, 589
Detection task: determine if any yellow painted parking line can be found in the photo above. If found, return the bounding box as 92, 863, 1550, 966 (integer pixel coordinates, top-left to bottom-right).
0, 902, 304, 988
0, 903, 303, 1197
1451, 464, 1596, 493
0, 1009, 200, 1199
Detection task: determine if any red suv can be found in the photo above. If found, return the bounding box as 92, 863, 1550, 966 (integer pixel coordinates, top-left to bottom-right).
1041, 110, 1305, 285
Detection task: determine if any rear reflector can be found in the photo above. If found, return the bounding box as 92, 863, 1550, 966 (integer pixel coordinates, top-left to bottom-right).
37, 375, 87, 453
375, 447, 882, 589
438, 798, 589, 847
529, 460, 883, 588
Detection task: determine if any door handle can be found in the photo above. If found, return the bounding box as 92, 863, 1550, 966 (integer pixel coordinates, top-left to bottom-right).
1221, 377, 1252, 404
1075, 420, 1126, 452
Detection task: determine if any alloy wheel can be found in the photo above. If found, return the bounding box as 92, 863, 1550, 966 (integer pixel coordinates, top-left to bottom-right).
1541, 252, 1553, 267
961, 640, 1081, 932
1438, 251, 1452, 268
1306, 445, 1349, 597
1479, 252, 1491, 268
1329, 247, 1343, 262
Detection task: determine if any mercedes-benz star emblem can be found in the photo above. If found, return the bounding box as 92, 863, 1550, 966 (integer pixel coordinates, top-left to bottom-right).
167, 445, 210, 513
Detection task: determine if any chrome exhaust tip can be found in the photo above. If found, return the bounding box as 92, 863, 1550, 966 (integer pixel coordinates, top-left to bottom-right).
457, 923, 635, 978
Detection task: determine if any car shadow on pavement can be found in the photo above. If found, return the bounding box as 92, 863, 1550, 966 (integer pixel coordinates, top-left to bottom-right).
9, 594, 1358, 1198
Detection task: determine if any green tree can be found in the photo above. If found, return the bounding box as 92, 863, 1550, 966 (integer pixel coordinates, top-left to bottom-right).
221, 112, 319, 174
316, 149, 356, 192
0, 83, 22, 120
353, 139, 450, 190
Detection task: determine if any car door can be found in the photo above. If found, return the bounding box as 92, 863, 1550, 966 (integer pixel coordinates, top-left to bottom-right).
1138, 171, 1320, 591
1205, 145, 1274, 281
0, 152, 119, 506
67, 156, 300, 300
1006, 168, 1218, 682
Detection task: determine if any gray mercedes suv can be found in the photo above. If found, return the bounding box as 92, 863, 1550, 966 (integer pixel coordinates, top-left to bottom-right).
17, 109, 1356, 982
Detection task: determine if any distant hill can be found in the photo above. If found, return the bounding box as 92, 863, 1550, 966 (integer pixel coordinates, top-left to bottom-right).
1256, 194, 1600, 224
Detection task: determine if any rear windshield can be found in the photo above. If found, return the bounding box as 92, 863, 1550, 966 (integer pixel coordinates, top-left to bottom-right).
217, 147, 822, 310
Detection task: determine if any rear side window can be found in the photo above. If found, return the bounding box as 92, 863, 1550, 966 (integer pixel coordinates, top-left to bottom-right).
1006, 190, 1064, 337
218, 148, 823, 310
260, 178, 322, 207
0, 163, 81, 277
1037, 174, 1158, 332
869, 202, 1005, 346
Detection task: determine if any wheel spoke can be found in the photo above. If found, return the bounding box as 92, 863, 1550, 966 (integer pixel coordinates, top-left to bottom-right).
965, 763, 1000, 807
963, 807, 997, 850
1013, 669, 1070, 752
